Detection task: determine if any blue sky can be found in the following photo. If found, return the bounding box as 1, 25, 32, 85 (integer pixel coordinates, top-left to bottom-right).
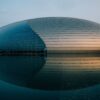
0, 0, 100, 27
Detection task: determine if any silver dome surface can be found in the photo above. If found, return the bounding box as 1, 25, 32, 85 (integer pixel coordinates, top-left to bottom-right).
0, 17, 100, 90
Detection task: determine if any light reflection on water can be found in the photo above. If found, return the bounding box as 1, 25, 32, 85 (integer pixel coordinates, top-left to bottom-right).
45, 56, 100, 71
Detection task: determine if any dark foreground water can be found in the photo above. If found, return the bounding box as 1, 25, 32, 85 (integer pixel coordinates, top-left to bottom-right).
0, 55, 100, 100
0, 80, 100, 100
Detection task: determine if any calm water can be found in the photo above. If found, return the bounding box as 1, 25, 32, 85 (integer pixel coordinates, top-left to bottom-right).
0, 55, 100, 99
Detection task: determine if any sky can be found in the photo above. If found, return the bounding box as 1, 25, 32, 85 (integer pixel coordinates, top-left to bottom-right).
0, 0, 100, 27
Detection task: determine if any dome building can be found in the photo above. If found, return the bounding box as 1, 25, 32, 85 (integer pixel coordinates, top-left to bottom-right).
0, 17, 100, 90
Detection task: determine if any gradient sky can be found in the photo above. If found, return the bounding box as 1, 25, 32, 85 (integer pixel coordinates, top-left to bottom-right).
0, 0, 100, 27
